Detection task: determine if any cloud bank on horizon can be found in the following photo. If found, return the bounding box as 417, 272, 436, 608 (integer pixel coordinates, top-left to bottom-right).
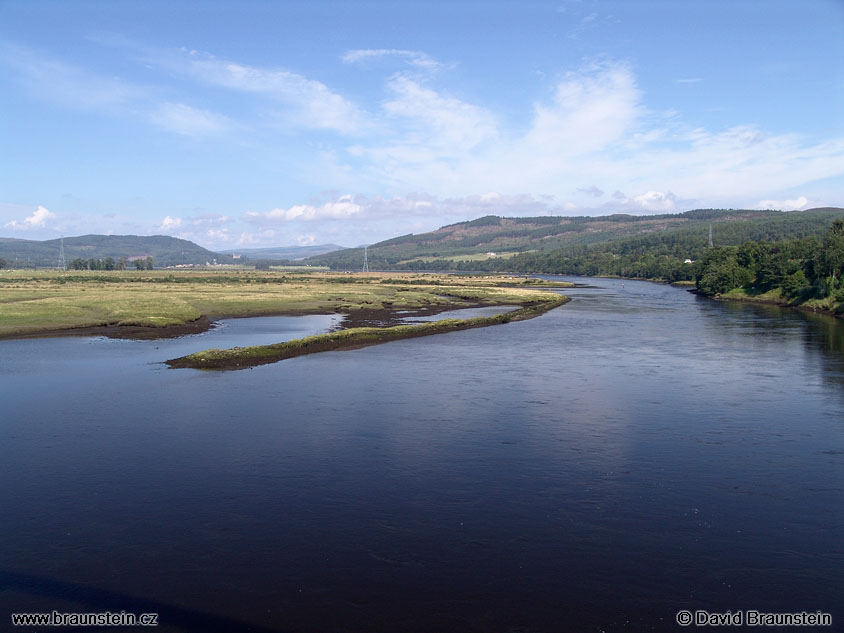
1, 0, 842, 249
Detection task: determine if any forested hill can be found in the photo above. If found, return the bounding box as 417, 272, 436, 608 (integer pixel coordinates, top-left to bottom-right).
478, 206, 844, 280
308, 207, 844, 276
0, 234, 235, 268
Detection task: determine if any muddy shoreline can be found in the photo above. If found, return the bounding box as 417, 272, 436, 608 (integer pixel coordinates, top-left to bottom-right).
166, 296, 568, 370
0, 301, 508, 342
709, 293, 844, 321
683, 286, 844, 321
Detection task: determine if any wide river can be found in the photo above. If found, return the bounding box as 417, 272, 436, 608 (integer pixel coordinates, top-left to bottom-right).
1, 277, 842, 632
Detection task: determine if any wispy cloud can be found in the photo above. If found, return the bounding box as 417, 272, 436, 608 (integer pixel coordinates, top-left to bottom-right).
337, 61, 844, 209
342, 49, 443, 72
381, 74, 498, 150
3, 36, 842, 249
756, 195, 810, 211
142, 48, 368, 134
525, 62, 640, 157
1, 44, 230, 138
577, 186, 604, 198
2, 44, 145, 112
244, 192, 560, 229
148, 103, 231, 137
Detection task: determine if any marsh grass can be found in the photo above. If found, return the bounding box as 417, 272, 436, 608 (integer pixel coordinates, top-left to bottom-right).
0, 269, 568, 338
166, 295, 567, 370
721, 286, 844, 315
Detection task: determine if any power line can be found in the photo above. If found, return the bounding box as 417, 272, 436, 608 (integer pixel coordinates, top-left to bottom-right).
58, 236, 66, 270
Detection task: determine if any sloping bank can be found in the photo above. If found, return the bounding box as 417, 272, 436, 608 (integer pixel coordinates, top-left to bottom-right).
166, 294, 567, 370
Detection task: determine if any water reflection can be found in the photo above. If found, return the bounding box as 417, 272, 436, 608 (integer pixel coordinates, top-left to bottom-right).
1, 278, 842, 632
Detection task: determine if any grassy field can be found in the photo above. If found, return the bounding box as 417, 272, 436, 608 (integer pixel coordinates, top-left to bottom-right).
0, 269, 571, 338
396, 251, 527, 264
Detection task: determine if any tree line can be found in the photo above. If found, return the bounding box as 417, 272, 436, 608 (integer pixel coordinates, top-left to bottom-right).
68, 256, 153, 270
695, 219, 844, 301
385, 211, 844, 282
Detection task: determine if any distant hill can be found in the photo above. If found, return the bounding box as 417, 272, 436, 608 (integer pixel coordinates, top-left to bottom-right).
0, 234, 235, 268
307, 207, 844, 271
220, 243, 346, 261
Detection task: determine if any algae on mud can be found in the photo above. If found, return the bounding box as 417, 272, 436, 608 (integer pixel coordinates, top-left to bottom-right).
166, 294, 567, 370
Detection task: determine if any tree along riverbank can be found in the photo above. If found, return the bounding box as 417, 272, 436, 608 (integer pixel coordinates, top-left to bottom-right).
693, 219, 844, 320
166, 294, 567, 370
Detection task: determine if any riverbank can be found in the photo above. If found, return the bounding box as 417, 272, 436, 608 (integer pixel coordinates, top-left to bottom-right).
0, 270, 572, 340
710, 287, 844, 320
166, 294, 567, 370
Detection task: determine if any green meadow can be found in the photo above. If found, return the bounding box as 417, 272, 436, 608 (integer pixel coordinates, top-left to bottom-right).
0, 269, 571, 338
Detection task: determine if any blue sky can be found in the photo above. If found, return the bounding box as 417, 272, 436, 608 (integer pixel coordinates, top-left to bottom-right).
1, 0, 843, 250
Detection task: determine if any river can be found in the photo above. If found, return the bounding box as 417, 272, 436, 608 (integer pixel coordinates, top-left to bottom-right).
1, 277, 842, 632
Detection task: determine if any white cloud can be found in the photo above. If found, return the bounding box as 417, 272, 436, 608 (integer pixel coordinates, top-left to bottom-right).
145, 49, 367, 134
160, 215, 182, 229
630, 191, 677, 212
382, 75, 498, 150
342, 61, 844, 209
342, 49, 442, 72
756, 195, 810, 210
344, 76, 500, 189
297, 234, 317, 246
524, 63, 639, 157
243, 192, 562, 231
4, 41, 843, 245
247, 196, 363, 223
154, 214, 241, 249
4, 205, 56, 229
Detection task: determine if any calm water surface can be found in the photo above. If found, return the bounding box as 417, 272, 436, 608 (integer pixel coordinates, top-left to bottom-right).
1, 278, 842, 632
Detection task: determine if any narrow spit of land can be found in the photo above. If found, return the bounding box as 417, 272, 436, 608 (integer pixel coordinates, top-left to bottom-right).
166, 294, 567, 370
0, 269, 571, 342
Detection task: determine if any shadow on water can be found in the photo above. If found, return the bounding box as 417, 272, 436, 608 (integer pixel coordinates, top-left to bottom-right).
802, 310, 844, 354
696, 294, 844, 390
0, 569, 288, 633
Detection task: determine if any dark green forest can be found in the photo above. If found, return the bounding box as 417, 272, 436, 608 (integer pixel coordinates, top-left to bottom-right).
386, 209, 844, 283
694, 219, 844, 305
308, 208, 844, 278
